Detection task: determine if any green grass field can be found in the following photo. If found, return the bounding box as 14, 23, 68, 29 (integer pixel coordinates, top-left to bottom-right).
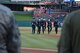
20, 27, 60, 50
15, 14, 32, 21
14, 13, 61, 53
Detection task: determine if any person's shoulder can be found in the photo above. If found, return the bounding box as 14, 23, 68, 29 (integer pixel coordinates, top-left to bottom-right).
65, 10, 80, 19
64, 10, 80, 24
0, 4, 11, 11
69, 10, 80, 16
73, 9, 80, 13
0, 4, 12, 15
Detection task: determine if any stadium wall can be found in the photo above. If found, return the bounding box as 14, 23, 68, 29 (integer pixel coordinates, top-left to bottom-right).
13, 11, 33, 27
17, 21, 31, 27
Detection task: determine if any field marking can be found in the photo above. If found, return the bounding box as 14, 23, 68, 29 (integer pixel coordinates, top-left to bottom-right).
21, 48, 57, 52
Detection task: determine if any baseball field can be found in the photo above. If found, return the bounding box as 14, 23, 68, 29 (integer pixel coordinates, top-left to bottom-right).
15, 13, 61, 53
20, 27, 61, 53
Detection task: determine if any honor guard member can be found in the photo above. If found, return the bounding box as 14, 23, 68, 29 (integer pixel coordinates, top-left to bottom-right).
47, 19, 52, 34
31, 18, 36, 34
40, 18, 45, 34
43, 18, 46, 31
37, 18, 41, 34
54, 19, 58, 34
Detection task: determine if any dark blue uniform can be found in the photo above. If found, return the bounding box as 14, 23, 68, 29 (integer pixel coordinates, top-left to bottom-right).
54, 19, 58, 34
31, 19, 36, 34
40, 19, 46, 34
43, 19, 46, 31
36, 19, 41, 34
47, 19, 52, 34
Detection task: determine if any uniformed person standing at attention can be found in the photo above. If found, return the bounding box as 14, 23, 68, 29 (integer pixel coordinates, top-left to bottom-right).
36, 18, 41, 34
40, 18, 45, 34
31, 18, 36, 34
54, 19, 58, 34
0, 4, 21, 53
43, 18, 46, 31
47, 19, 52, 34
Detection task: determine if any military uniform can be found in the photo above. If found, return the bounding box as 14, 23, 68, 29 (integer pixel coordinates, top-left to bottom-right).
0, 4, 20, 53
36, 19, 41, 34
58, 10, 80, 53
43, 19, 46, 31
47, 19, 52, 34
40, 19, 46, 34
54, 19, 58, 34
31, 19, 36, 34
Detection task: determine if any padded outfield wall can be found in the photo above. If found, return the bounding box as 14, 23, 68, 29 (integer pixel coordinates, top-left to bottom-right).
13, 11, 33, 27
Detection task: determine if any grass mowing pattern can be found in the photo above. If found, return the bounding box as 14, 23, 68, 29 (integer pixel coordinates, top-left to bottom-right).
20, 27, 60, 50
